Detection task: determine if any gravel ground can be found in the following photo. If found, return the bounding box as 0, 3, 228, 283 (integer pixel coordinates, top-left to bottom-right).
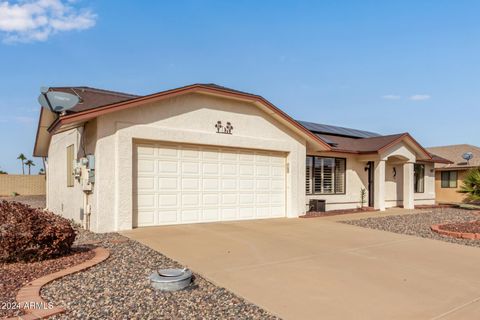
343, 208, 480, 247
0, 248, 94, 318
42, 229, 279, 320
0, 195, 46, 209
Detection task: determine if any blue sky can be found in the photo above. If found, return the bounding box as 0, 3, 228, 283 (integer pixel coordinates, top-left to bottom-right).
0, 0, 479, 174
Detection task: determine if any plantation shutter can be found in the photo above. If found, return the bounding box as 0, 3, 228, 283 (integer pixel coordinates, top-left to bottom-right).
306, 157, 313, 194
334, 158, 346, 193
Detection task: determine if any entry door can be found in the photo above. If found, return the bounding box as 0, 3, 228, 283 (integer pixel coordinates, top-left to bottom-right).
367, 161, 374, 207
134, 143, 287, 227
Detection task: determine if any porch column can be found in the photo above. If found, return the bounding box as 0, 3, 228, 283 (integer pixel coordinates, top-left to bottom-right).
374, 160, 386, 211
403, 162, 415, 209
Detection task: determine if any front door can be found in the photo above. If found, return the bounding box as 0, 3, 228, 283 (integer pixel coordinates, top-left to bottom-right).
367, 161, 374, 207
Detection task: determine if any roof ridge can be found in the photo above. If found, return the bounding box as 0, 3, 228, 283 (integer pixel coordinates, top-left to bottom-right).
427, 144, 480, 150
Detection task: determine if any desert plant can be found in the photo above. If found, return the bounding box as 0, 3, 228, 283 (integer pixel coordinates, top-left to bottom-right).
11, 192, 19, 197
0, 201, 76, 262
17, 153, 26, 175
458, 168, 480, 203
360, 188, 367, 208
25, 159, 35, 175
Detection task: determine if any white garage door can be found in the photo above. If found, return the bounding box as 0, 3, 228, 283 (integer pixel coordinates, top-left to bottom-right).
134, 143, 287, 227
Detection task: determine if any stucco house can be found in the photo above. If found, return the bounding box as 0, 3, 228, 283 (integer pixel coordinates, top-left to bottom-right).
34, 84, 446, 232
427, 144, 480, 203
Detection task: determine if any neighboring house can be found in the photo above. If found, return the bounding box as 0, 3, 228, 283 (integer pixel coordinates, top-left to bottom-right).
427, 144, 480, 203
34, 84, 445, 232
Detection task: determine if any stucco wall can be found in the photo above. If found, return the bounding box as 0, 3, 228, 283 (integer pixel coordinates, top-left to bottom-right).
94, 92, 307, 232
0, 175, 46, 196
435, 170, 467, 203
46, 122, 97, 226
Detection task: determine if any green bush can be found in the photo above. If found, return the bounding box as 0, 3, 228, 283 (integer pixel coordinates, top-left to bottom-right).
459, 168, 480, 203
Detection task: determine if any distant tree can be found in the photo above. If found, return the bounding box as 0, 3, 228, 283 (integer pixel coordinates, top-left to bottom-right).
459, 168, 480, 203
39, 168, 45, 175
0, 170, 7, 174
17, 153, 26, 175
25, 160, 35, 175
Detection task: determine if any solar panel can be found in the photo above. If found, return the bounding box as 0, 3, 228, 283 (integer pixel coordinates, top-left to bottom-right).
297, 120, 380, 138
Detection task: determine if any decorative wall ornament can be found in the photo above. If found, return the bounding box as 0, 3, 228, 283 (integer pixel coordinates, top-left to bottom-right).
215, 121, 233, 134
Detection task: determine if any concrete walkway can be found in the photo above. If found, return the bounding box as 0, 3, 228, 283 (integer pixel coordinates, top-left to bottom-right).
122, 211, 480, 320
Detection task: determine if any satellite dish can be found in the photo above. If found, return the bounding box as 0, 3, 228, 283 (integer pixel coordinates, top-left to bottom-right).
38, 88, 80, 113
462, 152, 474, 164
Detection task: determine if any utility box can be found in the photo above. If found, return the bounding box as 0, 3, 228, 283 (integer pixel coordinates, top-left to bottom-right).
309, 199, 326, 212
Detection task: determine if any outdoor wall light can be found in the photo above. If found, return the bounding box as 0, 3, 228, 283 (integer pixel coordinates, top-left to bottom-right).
393, 167, 397, 178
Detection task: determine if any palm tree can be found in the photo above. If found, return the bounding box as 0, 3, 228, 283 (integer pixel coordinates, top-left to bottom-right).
25, 160, 35, 175
17, 153, 26, 174
459, 168, 480, 203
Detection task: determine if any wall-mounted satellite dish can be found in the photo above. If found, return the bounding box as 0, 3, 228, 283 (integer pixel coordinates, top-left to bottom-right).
462, 152, 474, 164
38, 87, 80, 113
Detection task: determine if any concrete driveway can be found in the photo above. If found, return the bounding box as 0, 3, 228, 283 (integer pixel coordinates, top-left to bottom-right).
122, 212, 480, 320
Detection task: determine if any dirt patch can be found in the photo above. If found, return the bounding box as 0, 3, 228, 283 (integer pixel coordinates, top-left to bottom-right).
301, 207, 376, 218
0, 195, 46, 209
439, 220, 480, 234
0, 247, 94, 318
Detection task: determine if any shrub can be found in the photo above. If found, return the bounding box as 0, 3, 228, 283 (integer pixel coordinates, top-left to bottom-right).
459, 168, 480, 203
0, 201, 76, 262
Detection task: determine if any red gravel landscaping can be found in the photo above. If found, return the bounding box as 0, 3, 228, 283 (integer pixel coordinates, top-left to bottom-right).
438, 220, 480, 234
0, 247, 95, 318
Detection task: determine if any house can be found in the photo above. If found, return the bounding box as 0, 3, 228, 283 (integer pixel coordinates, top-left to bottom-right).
426, 144, 480, 203
33, 84, 445, 232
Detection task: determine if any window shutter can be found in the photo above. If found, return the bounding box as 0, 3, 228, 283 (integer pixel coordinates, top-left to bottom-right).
305, 157, 313, 194
335, 158, 346, 193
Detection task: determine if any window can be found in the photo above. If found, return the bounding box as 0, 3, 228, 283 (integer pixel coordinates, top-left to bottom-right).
414, 164, 425, 193
306, 156, 346, 194
441, 171, 457, 188
67, 144, 74, 187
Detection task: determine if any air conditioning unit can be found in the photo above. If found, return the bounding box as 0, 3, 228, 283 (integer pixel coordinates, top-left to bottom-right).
309, 199, 326, 212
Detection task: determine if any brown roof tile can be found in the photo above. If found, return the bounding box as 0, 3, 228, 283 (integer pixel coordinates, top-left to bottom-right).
49, 86, 138, 113
426, 144, 480, 169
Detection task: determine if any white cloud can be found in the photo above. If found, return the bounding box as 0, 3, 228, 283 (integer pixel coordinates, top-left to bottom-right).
409, 94, 431, 101
382, 94, 401, 100
0, 0, 96, 43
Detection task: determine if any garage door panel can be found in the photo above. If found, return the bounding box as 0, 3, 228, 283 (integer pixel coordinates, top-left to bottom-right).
202, 208, 219, 220
182, 178, 200, 190
182, 162, 200, 175
159, 194, 178, 207
137, 177, 155, 191
221, 207, 237, 220
138, 159, 155, 173
203, 163, 219, 175
158, 177, 178, 190
221, 193, 237, 205
182, 193, 200, 206
135, 143, 286, 226
221, 179, 237, 190
181, 209, 198, 222
158, 161, 178, 174
203, 178, 219, 190
137, 194, 155, 208
239, 179, 254, 190
203, 193, 219, 205
136, 209, 155, 226
222, 163, 237, 175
